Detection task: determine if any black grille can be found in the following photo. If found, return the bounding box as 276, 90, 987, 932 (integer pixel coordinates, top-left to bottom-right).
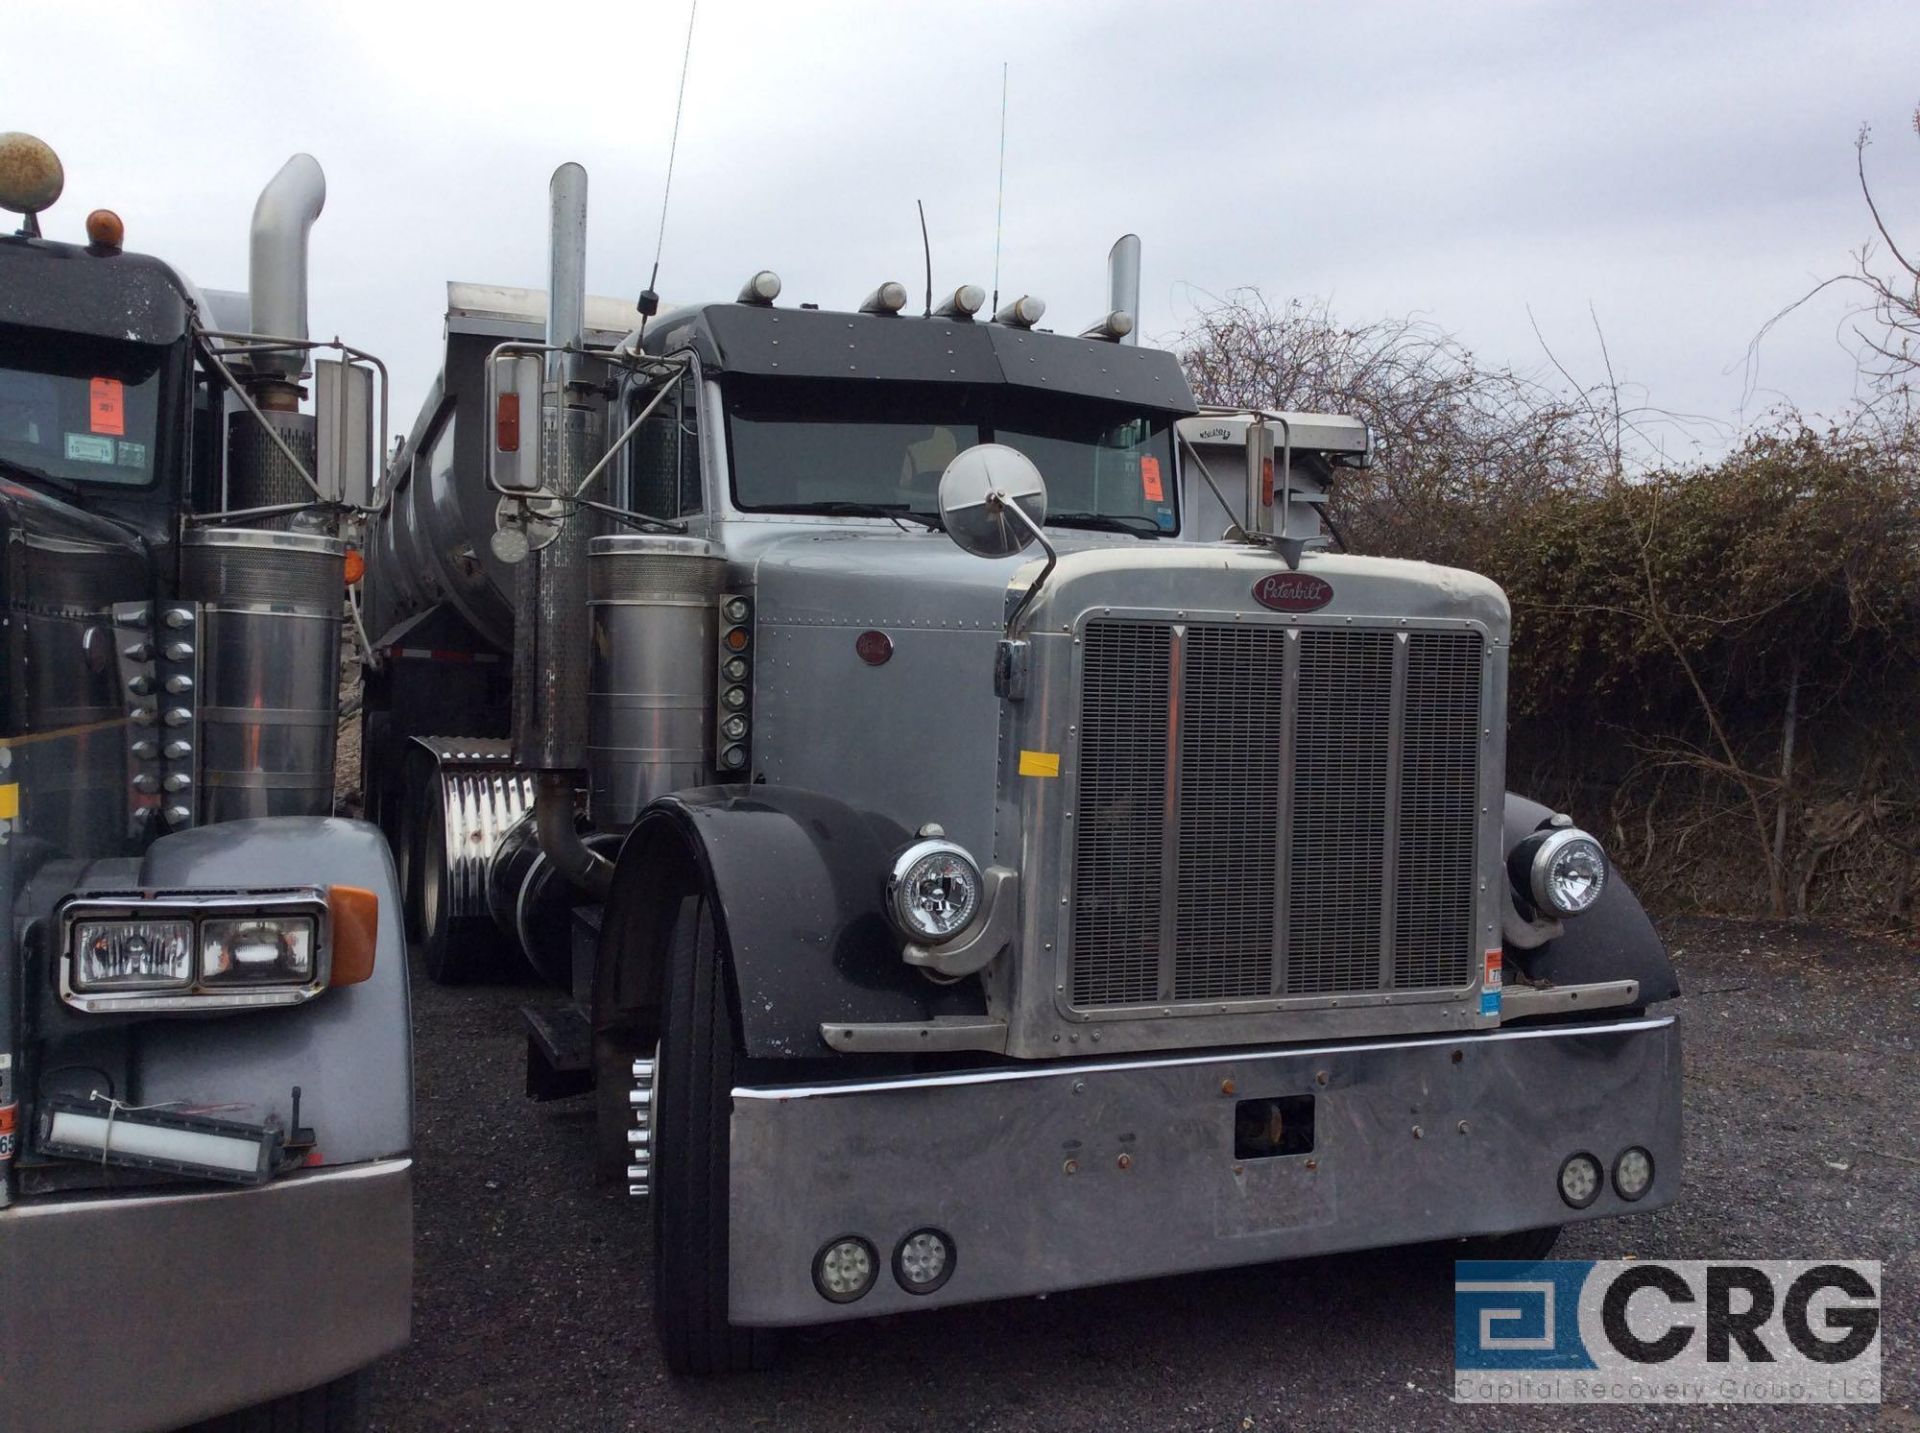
1069, 619, 1483, 1010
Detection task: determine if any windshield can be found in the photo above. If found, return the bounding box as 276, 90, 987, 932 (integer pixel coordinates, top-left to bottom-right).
725, 378, 1178, 532
0, 331, 166, 489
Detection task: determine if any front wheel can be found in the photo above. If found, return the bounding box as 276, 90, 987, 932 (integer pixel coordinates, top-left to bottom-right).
182, 1366, 371, 1432
651, 886, 777, 1375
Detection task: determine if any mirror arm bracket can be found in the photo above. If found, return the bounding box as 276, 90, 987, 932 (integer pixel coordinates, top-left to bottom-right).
996, 493, 1057, 638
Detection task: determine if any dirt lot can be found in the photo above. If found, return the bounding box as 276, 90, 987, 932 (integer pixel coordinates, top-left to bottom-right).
370, 918, 1917, 1431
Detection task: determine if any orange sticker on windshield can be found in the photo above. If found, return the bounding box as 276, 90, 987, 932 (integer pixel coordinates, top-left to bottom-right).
89, 378, 125, 436
1140, 455, 1164, 503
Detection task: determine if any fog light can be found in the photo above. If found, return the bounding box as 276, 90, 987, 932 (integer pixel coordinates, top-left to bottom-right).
1613, 1146, 1654, 1201
1558, 1151, 1602, 1209
893, 1228, 955, 1295
812, 1235, 877, 1303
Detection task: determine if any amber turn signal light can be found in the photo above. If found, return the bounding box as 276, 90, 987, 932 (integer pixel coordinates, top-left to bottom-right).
85, 208, 124, 250
327, 884, 378, 985
343, 548, 366, 585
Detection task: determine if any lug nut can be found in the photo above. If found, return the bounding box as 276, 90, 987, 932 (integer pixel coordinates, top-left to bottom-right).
163, 739, 192, 760
163, 642, 194, 663
162, 773, 192, 793
163, 707, 192, 727
162, 608, 193, 630
165, 674, 193, 694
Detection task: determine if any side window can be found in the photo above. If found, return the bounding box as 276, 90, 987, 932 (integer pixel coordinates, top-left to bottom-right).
627, 373, 702, 520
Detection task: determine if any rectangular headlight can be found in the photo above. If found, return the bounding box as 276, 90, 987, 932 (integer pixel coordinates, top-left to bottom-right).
57, 890, 333, 1013
70, 919, 195, 992
200, 915, 316, 986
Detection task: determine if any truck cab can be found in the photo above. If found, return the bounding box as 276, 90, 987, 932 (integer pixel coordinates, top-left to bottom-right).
0, 134, 410, 1432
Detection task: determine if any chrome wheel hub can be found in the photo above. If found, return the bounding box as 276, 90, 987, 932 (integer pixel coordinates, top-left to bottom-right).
626, 1045, 658, 1198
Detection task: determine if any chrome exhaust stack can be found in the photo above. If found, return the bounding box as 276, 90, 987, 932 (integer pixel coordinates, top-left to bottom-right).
1106, 233, 1141, 347
246, 154, 326, 404
516, 163, 613, 899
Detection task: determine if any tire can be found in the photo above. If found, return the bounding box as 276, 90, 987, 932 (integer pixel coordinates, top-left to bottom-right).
182, 1366, 370, 1432
1455, 1225, 1564, 1262
652, 884, 777, 1375
412, 772, 494, 985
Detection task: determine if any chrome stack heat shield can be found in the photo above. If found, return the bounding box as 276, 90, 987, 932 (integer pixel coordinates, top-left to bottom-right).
180, 529, 344, 821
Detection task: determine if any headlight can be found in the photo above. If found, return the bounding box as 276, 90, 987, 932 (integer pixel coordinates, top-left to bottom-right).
71, 920, 194, 992
201, 916, 316, 986
56, 887, 374, 1012
886, 839, 982, 945
1525, 828, 1608, 917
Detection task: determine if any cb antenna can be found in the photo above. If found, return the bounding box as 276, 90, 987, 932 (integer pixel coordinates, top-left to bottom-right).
917, 199, 932, 316
991, 61, 1008, 316
639, 0, 699, 343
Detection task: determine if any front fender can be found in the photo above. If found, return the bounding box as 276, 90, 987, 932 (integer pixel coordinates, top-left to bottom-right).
1503, 793, 1680, 1004
127, 816, 413, 1164
619, 788, 988, 1059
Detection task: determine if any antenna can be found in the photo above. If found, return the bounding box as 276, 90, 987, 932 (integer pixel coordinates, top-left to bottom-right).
639, 0, 700, 342
917, 199, 932, 316
991, 62, 1008, 316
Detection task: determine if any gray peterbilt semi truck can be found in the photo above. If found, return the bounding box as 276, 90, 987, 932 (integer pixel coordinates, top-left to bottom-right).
363, 162, 1681, 1373
0, 134, 410, 1431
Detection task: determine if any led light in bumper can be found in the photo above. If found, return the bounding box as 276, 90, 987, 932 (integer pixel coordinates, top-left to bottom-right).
71, 920, 193, 991
1558, 1151, 1602, 1209
813, 1235, 877, 1303
38, 1101, 282, 1185
893, 1228, 955, 1295
201, 916, 315, 986
1613, 1146, 1655, 1201
886, 839, 982, 945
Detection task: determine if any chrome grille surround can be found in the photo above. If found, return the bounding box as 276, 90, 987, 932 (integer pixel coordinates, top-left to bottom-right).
1063, 613, 1490, 1019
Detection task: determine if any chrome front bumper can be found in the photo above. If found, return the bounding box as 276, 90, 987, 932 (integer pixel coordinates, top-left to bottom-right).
729, 1016, 1680, 1326
0, 1157, 412, 1433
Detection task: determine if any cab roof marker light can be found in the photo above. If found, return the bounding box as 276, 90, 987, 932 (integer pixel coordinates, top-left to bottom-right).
737, 270, 782, 305
993, 295, 1046, 328
859, 281, 908, 316
932, 284, 985, 319
1080, 310, 1135, 343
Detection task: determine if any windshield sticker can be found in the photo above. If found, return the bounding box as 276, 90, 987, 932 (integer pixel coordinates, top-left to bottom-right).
116, 440, 147, 468
1139, 454, 1165, 503
64, 432, 116, 464
89, 377, 125, 436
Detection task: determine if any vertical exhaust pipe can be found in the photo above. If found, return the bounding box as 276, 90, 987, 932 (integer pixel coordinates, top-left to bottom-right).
247, 154, 326, 404
1107, 233, 1141, 347
519, 162, 612, 899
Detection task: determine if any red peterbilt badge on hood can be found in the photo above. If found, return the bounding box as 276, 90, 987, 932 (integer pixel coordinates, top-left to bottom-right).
1251, 572, 1334, 612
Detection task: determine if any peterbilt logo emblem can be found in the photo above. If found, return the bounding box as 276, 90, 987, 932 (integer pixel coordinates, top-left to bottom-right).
1251, 573, 1334, 612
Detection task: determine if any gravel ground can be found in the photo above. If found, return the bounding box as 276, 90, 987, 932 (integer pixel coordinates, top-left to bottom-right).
371, 917, 1917, 1431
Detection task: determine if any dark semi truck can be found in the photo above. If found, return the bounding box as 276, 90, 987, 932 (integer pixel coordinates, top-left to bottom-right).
0, 132, 410, 1432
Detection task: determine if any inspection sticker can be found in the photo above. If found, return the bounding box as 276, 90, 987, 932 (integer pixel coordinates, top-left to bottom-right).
64, 432, 115, 464
1018, 749, 1061, 778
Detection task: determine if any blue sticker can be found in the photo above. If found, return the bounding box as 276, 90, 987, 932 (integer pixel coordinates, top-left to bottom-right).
1480, 989, 1502, 1017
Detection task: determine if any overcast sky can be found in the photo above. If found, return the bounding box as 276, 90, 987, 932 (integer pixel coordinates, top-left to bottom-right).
11, 2, 1916, 459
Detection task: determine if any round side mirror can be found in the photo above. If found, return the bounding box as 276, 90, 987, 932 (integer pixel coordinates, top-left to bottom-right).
937, 444, 1049, 559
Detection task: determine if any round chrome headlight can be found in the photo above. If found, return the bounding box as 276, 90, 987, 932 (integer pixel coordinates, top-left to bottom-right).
886, 839, 982, 945
1529, 828, 1608, 917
